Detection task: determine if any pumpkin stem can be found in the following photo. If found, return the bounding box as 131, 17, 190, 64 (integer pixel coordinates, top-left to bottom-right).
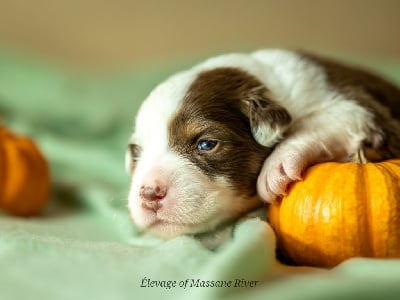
353, 148, 368, 164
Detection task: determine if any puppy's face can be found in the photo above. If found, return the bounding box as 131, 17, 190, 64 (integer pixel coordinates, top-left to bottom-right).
126, 67, 290, 238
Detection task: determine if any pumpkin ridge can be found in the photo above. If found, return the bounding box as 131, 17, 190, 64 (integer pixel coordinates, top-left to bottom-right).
319, 163, 342, 261
3, 134, 32, 213
336, 162, 362, 261
14, 136, 49, 215
386, 160, 400, 168
2, 133, 24, 206
378, 161, 400, 181
15, 138, 40, 214
386, 162, 400, 257
360, 162, 374, 257
373, 161, 400, 255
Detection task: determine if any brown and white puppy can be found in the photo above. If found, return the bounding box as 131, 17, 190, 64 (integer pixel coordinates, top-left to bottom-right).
126, 49, 400, 240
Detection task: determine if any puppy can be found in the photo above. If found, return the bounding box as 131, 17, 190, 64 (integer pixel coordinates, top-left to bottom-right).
126, 49, 400, 240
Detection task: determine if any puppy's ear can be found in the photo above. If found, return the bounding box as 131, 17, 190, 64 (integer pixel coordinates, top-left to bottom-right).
242, 87, 291, 147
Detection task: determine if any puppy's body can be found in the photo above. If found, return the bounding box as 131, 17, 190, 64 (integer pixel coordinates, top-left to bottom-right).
126, 49, 400, 240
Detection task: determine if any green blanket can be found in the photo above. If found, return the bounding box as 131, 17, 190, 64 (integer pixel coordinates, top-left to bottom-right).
1, 51, 400, 300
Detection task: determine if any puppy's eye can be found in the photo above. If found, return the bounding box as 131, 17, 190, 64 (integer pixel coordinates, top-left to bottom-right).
126, 143, 141, 174
197, 140, 218, 153
129, 143, 141, 161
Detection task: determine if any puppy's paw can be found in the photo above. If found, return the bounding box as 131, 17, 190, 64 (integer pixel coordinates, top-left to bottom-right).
257, 147, 307, 203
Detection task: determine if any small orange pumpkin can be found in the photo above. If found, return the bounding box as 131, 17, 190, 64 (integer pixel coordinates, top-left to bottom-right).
268, 159, 400, 268
0, 126, 50, 216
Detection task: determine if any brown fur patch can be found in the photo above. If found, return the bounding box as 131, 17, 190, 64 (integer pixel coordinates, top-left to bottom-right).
300, 52, 400, 159
168, 67, 275, 197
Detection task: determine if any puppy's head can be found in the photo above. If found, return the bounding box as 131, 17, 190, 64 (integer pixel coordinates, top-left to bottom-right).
126, 66, 291, 238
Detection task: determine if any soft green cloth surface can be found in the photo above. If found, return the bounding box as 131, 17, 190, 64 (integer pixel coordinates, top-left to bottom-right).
1, 51, 400, 300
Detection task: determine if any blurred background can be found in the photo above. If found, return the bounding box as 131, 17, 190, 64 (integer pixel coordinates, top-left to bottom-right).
0, 0, 399, 71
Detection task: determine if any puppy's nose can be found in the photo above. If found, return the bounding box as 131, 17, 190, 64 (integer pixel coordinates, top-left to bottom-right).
140, 185, 167, 201
140, 185, 167, 211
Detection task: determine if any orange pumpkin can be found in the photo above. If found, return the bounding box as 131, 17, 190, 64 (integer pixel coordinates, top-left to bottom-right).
0, 126, 50, 216
268, 159, 400, 268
